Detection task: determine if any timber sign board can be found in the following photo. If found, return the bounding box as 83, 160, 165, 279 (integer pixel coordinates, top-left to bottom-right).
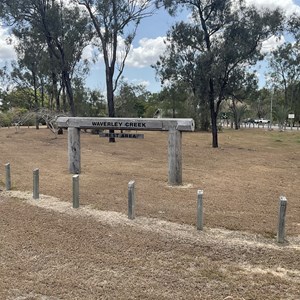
56, 117, 195, 186
56, 117, 195, 132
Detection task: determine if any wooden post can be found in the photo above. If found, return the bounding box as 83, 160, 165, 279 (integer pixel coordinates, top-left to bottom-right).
5, 163, 11, 191
277, 196, 287, 243
128, 180, 135, 220
197, 190, 204, 230
68, 127, 81, 174
33, 168, 39, 199
57, 117, 195, 183
168, 128, 182, 185
72, 174, 80, 208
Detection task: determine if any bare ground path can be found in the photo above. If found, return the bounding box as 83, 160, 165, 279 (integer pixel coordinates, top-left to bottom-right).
0, 191, 300, 300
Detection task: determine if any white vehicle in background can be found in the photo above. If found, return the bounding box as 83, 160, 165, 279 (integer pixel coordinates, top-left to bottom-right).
254, 118, 270, 124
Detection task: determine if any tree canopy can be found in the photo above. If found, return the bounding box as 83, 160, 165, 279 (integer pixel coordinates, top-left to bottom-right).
155, 0, 283, 147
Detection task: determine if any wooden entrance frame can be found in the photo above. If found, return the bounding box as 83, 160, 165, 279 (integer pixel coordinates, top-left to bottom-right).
56, 117, 195, 186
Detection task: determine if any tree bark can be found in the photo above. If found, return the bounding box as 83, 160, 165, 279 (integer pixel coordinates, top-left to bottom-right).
209, 78, 218, 148
106, 66, 116, 142
63, 70, 76, 117
211, 110, 218, 148
32, 69, 39, 130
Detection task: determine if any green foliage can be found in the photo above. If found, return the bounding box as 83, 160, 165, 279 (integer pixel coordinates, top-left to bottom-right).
73, 78, 107, 117
155, 0, 284, 146
0, 112, 12, 127
143, 93, 161, 118
1, 87, 35, 111
273, 105, 290, 130
158, 84, 191, 118
227, 102, 248, 129
247, 88, 272, 119
79, 0, 156, 120
115, 81, 149, 117
1, 0, 92, 116
267, 42, 300, 123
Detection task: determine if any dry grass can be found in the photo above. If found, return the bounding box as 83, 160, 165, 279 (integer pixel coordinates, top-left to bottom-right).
0, 126, 299, 236
0, 126, 300, 299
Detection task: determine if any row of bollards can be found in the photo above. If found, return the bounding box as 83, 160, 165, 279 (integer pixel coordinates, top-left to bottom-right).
5, 163, 40, 200
3, 163, 288, 243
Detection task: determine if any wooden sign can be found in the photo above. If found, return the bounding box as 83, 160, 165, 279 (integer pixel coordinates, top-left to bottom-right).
99, 132, 144, 139
56, 117, 195, 132
56, 117, 195, 186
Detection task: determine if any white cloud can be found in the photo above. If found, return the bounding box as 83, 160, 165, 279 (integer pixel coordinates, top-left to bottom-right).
123, 76, 150, 87
0, 27, 17, 63
261, 35, 285, 54
82, 44, 96, 61
89, 36, 167, 69
126, 36, 167, 68
246, 0, 300, 15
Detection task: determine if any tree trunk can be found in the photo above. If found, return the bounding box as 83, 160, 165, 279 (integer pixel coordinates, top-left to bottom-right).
32, 69, 39, 130
63, 70, 76, 117
209, 79, 218, 148
106, 68, 115, 143
51, 72, 58, 111
211, 110, 218, 148
41, 78, 44, 108
62, 80, 67, 112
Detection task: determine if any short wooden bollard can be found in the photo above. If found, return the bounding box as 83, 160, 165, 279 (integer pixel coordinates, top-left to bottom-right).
277, 196, 287, 243
197, 190, 204, 230
68, 127, 81, 174
5, 163, 11, 191
128, 180, 135, 220
72, 175, 80, 208
33, 168, 39, 199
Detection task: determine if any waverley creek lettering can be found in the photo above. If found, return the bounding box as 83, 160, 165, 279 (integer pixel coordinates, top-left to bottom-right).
92, 121, 147, 128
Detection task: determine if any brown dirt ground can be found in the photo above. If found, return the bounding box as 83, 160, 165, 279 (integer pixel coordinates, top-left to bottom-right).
0, 126, 300, 299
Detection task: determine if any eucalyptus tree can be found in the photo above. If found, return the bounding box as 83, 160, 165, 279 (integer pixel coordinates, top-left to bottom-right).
155, 0, 283, 147
9, 29, 48, 128
226, 70, 258, 129
1, 0, 91, 116
114, 81, 150, 118
77, 0, 156, 141
267, 43, 300, 108
155, 83, 193, 119
274, 105, 290, 131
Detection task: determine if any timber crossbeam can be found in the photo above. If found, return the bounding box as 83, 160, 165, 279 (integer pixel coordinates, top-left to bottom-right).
56, 117, 195, 132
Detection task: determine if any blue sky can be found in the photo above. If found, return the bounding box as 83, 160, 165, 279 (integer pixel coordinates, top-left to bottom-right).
83, 0, 300, 93
1, 0, 300, 94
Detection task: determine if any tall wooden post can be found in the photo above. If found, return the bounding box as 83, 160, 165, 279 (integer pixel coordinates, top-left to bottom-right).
57, 117, 195, 183
68, 127, 81, 174
168, 128, 182, 185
